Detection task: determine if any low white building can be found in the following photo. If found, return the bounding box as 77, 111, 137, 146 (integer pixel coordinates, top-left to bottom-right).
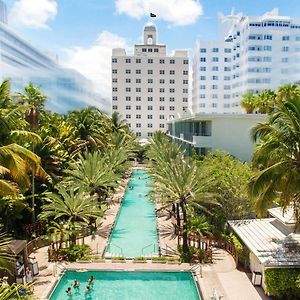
167, 112, 266, 161
229, 207, 300, 292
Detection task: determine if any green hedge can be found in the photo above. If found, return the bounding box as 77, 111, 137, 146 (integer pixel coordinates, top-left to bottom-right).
229, 233, 249, 268
265, 268, 300, 299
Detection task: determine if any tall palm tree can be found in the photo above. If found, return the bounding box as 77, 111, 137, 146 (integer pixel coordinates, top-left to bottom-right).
276, 84, 300, 103
255, 89, 276, 114
39, 185, 104, 243
250, 96, 300, 231
110, 111, 128, 133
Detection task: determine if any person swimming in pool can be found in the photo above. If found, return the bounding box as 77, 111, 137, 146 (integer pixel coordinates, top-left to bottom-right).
66, 287, 72, 296
88, 275, 94, 285
73, 280, 80, 288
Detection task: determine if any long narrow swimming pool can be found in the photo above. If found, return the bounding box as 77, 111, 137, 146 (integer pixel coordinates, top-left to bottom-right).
49, 270, 200, 300
105, 169, 158, 258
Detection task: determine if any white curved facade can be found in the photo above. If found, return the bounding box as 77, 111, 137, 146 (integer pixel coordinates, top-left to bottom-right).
192, 9, 300, 113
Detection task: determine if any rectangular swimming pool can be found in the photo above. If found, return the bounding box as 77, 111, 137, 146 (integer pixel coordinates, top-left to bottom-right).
49, 270, 201, 300
105, 169, 158, 258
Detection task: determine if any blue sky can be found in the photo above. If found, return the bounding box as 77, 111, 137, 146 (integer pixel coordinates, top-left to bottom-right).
4, 0, 300, 98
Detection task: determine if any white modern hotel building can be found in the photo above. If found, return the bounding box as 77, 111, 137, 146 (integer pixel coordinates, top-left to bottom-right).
192, 9, 300, 113
112, 23, 189, 138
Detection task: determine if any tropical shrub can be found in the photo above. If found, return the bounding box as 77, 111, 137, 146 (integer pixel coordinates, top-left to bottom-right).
58, 244, 91, 262
264, 268, 300, 299
229, 233, 249, 269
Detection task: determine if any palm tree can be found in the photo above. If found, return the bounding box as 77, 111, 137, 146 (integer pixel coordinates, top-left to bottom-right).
39, 185, 104, 243
250, 95, 300, 231
240, 93, 257, 114
276, 84, 300, 103
148, 133, 215, 259
187, 215, 212, 238
0, 233, 14, 273
64, 151, 119, 200
255, 90, 276, 114
110, 111, 128, 133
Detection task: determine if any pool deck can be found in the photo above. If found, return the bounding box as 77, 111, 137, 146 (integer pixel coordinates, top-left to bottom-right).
31, 165, 272, 300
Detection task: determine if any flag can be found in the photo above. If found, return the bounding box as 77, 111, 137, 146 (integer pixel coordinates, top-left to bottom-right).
150, 13, 156, 18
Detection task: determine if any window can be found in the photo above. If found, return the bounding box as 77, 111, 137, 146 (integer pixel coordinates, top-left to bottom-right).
148, 59, 153, 63
154, 48, 158, 52
183, 98, 188, 102
212, 85, 218, 90
125, 69, 131, 74
148, 70, 153, 74
170, 97, 175, 102
147, 124, 153, 128
224, 85, 231, 90
126, 58, 131, 63
212, 76, 218, 80
224, 67, 231, 71
200, 76, 206, 80
170, 70, 175, 75
112, 58, 117, 63
136, 78, 141, 83
224, 57, 231, 62
282, 57, 288, 63
126, 105, 131, 110
212, 103, 217, 108
183, 89, 188, 93
112, 87, 117, 92
136, 114, 141, 119
160, 70, 165, 75
126, 114, 131, 119
282, 35, 290, 41
199, 103, 205, 108
148, 48, 153, 52
125, 78, 130, 83
282, 46, 289, 52
147, 106, 153, 110
224, 94, 231, 99
200, 57, 206, 62
160, 88, 165, 93
112, 78, 117, 83
112, 105, 118, 109
264, 46, 272, 51
148, 97, 153, 101
112, 69, 117, 74
136, 58, 141, 63
160, 59, 165, 64
136, 105, 141, 110
183, 59, 188, 64
183, 70, 188, 75
170, 88, 175, 93
148, 79, 153, 83
136, 123, 141, 128
136, 69, 141, 74
112, 96, 117, 101
159, 97, 165, 102
224, 48, 231, 53
142, 48, 146, 52
126, 96, 131, 101
183, 80, 188, 84
212, 47, 219, 52
212, 57, 219, 62
170, 59, 175, 64
148, 88, 153, 92
159, 106, 165, 110
200, 48, 206, 53
200, 85, 205, 89
160, 79, 165, 84
170, 106, 175, 111
128, 124, 131, 128
200, 67, 206, 71
170, 79, 175, 84
147, 132, 153, 137
212, 66, 219, 71
264, 35, 272, 40
136, 132, 141, 137
224, 76, 231, 81
159, 115, 164, 119
159, 124, 165, 128
200, 94, 205, 99
136, 96, 141, 101
136, 88, 141, 92
212, 94, 218, 99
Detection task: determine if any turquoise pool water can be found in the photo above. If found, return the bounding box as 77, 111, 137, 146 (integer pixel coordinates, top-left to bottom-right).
49, 270, 200, 300
105, 169, 158, 257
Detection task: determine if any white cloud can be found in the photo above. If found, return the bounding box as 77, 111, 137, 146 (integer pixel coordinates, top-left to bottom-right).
9, 0, 57, 29
63, 31, 129, 100
115, 0, 203, 26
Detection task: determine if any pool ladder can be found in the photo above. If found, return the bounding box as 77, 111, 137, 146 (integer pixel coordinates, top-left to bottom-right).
141, 243, 159, 257
106, 243, 124, 257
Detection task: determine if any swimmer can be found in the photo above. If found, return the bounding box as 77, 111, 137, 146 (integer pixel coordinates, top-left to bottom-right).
88, 275, 94, 284
73, 280, 80, 288
66, 287, 72, 296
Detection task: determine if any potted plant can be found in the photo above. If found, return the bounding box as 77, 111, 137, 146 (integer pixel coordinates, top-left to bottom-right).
112, 256, 126, 263
151, 257, 167, 264
167, 257, 180, 264
133, 257, 147, 263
